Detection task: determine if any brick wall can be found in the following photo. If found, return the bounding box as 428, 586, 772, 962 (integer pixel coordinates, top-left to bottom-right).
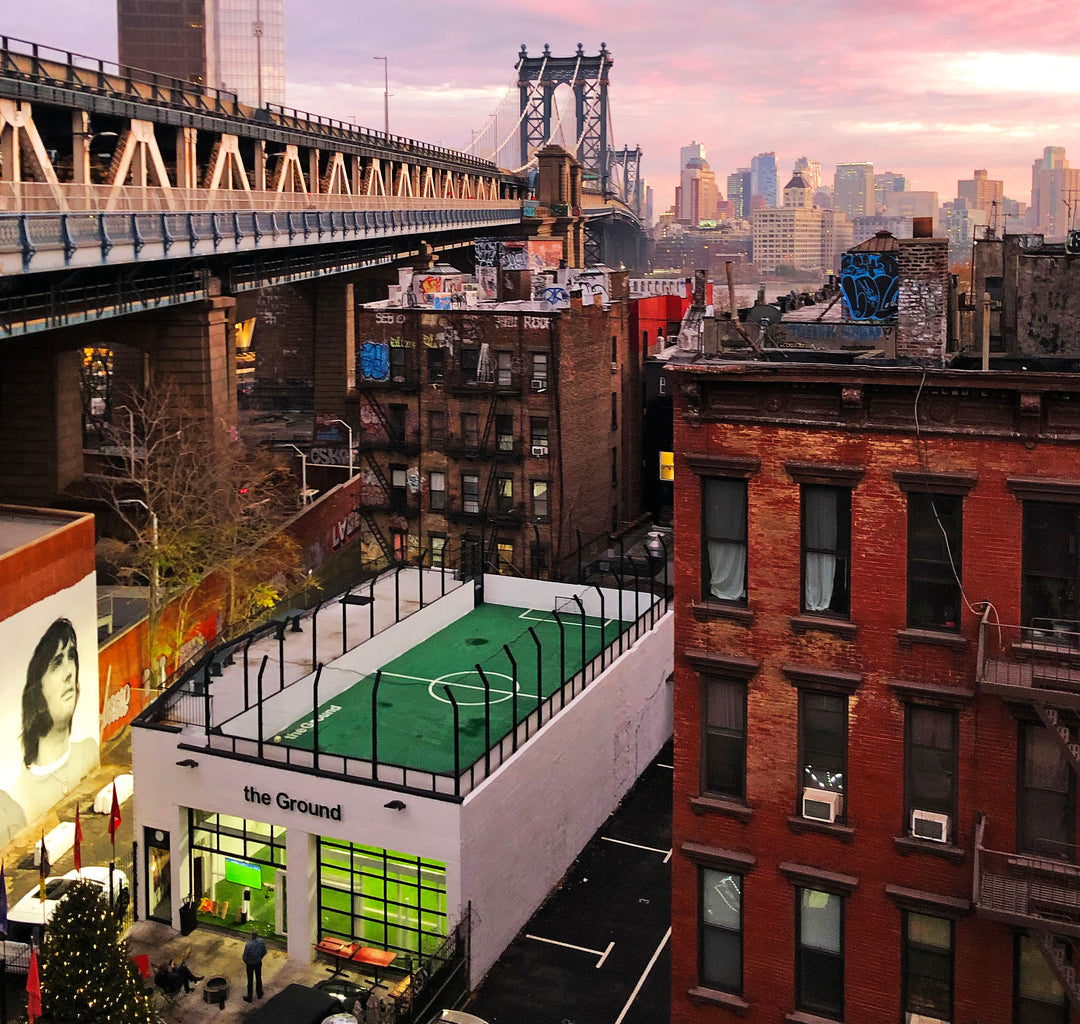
897, 238, 949, 362
669, 366, 1078, 1024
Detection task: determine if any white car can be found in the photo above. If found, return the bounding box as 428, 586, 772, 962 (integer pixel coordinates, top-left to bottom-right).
6, 866, 129, 958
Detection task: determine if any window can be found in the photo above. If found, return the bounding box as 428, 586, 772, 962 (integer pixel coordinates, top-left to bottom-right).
611, 392, 618, 430
496, 350, 513, 387
703, 678, 746, 801
532, 480, 549, 521
1022, 502, 1079, 635
905, 706, 957, 840
700, 869, 742, 995
430, 535, 446, 567
389, 465, 407, 512
495, 477, 514, 514
391, 528, 406, 561
611, 447, 618, 486
461, 413, 479, 450
902, 912, 952, 1023
496, 540, 514, 573
907, 492, 962, 631
659, 375, 667, 396
389, 343, 406, 381
531, 542, 548, 578
531, 352, 548, 385
1018, 722, 1074, 858
428, 471, 446, 512
801, 485, 851, 616
1015, 935, 1068, 1024
611, 335, 617, 363
427, 346, 445, 381
531, 417, 549, 449
799, 691, 847, 817
428, 410, 447, 447
495, 414, 514, 452
704, 478, 748, 603
388, 404, 407, 443
462, 474, 480, 515
796, 888, 843, 1019
461, 347, 479, 381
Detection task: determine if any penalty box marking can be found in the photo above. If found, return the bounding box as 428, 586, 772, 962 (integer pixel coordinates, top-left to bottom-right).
525, 934, 614, 969
517, 609, 618, 630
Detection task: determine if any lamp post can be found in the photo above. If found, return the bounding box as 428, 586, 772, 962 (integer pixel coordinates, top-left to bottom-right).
118, 498, 159, 598
282, 444, 311, 504
373, 56, 389, 136
330, 419, 354, 477
115, 405, 136, 476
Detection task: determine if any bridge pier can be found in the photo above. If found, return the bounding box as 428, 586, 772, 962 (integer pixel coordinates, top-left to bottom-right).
313, 276, 356, 412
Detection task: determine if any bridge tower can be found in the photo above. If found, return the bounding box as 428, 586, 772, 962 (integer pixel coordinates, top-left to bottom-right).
517, 43, 612, 192
609, 146, 643, 216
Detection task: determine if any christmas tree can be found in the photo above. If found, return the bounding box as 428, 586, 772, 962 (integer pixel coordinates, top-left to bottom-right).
39, 880, 151, 1024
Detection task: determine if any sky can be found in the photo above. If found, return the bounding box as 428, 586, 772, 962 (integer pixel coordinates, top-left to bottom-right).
7, 0, 1080, 212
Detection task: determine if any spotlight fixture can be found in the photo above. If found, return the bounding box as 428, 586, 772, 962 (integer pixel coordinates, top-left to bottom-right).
175, 758, 199, 769
383, 799, 406, 811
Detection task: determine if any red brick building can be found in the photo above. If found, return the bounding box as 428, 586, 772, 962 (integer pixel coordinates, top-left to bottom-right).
668, 358, 1080, 1023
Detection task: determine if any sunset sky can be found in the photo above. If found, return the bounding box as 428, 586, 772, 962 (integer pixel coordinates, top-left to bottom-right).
7, 0, 1080, 211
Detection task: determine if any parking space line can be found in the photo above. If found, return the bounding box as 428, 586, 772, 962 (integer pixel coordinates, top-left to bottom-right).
613, 926, 671, 1024
602, 835, 672, 863
526, 934, 615, 968
656, 763, 674, 769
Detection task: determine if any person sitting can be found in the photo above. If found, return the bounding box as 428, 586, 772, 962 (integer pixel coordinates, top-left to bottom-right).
155, 959, 203, 995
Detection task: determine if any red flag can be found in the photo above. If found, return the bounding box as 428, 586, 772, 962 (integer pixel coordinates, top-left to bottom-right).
26, 947, 41, 1023
108, 783, 122, 848
73, 806, 83, 874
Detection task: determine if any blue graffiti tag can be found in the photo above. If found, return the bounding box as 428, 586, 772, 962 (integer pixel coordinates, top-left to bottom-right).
543, 286, 569, 306
841, 252, 899, 322
359, 341, 390, 381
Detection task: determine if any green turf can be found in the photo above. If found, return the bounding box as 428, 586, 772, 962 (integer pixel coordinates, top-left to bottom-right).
276, 603, 631, 774
197, 860, 280, 937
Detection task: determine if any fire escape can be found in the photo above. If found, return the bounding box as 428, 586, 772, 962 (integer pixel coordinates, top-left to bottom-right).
974, 607, 1080, 1010
355, 391, 398, 565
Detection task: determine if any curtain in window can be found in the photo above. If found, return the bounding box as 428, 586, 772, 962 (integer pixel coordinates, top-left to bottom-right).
804, 486, 837, 612
707, 479, 747, 601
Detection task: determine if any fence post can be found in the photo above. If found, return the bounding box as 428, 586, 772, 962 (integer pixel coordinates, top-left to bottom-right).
629, 557, 641, 639
551, 610, 566, 709
444, 686, 461, 798
202, 661, 212, 734
256, 655, 268, 759
528, 627, 542, 731
131, 838, 139, 923
593, 585, 606, 671
659, 536, 670, 612
504, 644, 518, 753
370, 669, 382, 780
395, 562, 405, 622
311, 600, 324, 668
571, 595, 587, 687
341, 587, 351, 654
418, 551, 426, 608
576, 528, 583, 583
276, 620, 286, 691
370, 577, 376, 638
476, 664, 491, 777
312, 663, 323, 773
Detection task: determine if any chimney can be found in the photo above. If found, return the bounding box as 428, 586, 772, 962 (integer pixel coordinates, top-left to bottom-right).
912, 217, 933, 239
897, 237, 950, 363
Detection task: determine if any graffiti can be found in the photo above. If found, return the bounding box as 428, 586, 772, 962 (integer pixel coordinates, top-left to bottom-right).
101, 684, 131, 731
543, 286, 569, 307
407, 467, 420, 493
496, 315, 518, 329
309, 446, 352, 466
358, 404, 380, 428
375, 311, 405, 324
841, 252, 898, 322
477, 267, 498, 300
502, 246, 530, 271
474, 237, 500, 267
359, 341, 390, 380
523, 316, 548, 329
331, 510, 363, 550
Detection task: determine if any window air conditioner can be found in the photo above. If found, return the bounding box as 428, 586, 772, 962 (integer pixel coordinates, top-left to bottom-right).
911, 809, 949, 844
611, 362, 618, 373
802, 788, 842, 823
530, 445, 549, 457
530, 378, 547, 392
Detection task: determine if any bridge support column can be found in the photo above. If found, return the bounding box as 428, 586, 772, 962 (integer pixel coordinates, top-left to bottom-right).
313, 277, 355, 413
0, 340, 83, 504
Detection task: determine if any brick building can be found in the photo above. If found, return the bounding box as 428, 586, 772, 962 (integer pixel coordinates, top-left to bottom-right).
667, 340, 1080, 1015
344, 266, 636, 577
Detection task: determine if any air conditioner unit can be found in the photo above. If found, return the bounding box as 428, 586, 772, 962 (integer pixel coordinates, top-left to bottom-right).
610, 362, 618, 373
802, 788, 843, 823
911, 809, 949, 844
531, 445, 549, 457
530, 378, 547, 392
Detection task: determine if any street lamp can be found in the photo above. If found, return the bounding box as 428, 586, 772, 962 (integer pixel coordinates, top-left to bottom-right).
114, 405, 136, 476
372, 56, 389, 136
118, 498, 159, 597
330, 419, 354, 477
282, 444, 312, 505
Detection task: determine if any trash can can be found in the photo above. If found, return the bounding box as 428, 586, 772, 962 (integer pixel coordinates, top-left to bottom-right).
179, 899, 198, 936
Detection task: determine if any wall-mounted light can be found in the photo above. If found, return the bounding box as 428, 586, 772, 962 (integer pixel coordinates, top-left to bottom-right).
176, 759, 199, 769
383, 800, 406, 811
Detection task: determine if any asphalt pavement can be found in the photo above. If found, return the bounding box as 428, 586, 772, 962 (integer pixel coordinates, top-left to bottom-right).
464, 739, 673, 1024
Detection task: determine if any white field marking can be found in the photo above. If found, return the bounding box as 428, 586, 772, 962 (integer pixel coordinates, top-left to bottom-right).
427, 670, 540, 707
613, 927, 671, 1024
525, 934, 614, 968
655, 763, 674, 770
517, 609, 611, 629
601, 836, 672, 862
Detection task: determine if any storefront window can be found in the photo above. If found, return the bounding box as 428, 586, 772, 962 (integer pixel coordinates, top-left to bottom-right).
189, 810, 287, 938
318, 838, 447, 960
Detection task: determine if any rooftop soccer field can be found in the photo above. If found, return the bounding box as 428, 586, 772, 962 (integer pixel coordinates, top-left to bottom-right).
273, 602, 632, 775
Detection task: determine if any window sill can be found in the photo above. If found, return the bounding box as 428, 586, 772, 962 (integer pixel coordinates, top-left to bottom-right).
691, 795, 754, 823
787, 816, 855, 843
693, 600, 755, 625
896, 628, 967, 652
790, 615, 858, 640
785, 1011, 842, 1024
688, 987, 750, 1014
893, 834, 966, 865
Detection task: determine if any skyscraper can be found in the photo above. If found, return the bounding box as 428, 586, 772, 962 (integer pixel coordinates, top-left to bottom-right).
751, 152, 778, 209
680, 141, 707, 171
118, 0, 286, 107
727, 168, 751, 220
678, 158, 719, 226
873, 171, 907, 210
956, 170, 1003, 221
1029, 147, 1080, 238
834, 162, 874, 220
793, 156, 822, 192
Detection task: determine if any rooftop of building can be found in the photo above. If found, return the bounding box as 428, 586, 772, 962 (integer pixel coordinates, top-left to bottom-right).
0, 504, 91, 558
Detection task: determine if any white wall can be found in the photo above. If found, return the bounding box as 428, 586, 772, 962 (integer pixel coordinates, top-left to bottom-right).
458, 610, 673, 984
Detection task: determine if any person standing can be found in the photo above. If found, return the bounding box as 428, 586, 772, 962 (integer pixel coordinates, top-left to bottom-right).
242, 927, 267, 1002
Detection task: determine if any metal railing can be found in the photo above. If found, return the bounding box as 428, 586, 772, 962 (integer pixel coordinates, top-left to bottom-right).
977, 610, 1080, 691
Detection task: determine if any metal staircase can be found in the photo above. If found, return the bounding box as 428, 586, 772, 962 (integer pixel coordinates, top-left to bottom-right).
1033, 930, 1080, 1012
1034, 706, 1080, 774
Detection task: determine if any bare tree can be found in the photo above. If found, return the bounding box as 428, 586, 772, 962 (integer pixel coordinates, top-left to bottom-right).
96, 378, 308, 677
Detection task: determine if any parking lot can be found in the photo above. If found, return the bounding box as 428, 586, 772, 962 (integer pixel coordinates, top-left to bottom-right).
463, 740, 672, 1024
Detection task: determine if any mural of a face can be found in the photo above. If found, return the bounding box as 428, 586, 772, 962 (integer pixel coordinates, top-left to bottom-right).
40, 636, 78, 730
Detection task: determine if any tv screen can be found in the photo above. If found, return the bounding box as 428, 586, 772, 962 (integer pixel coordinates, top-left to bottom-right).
224, 859, 263, 890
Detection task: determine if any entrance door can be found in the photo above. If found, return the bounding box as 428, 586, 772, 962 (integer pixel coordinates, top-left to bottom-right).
145, 827, 172, 923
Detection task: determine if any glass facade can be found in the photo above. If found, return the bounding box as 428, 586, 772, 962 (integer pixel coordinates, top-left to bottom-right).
318, 838, 447, 960
211, 0, 286, 105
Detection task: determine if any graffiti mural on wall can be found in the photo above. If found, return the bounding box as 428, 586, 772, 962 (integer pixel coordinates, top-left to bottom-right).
841, 252, 899, 321
359, 341, 390, 380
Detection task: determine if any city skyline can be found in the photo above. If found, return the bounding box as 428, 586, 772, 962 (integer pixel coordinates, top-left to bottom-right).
6, 0, 1079, 205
